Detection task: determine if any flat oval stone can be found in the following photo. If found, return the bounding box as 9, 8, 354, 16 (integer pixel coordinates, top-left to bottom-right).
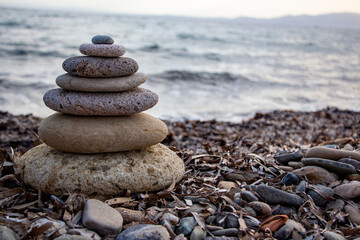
301, 158, 356, 175
293, 166, 338, 184
56, 73, 146, 92
253, 184, 304, 207
79, 43, 125, 57
39, 113, 167, 153
306, 146, 360, 161
333, 182, 360, 199
92, 35, 114, 44
15, 143, 185, 195
63, 56, 138, 77
43, 88, 158, 116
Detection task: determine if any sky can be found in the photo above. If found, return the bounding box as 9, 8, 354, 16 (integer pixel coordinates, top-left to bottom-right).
1, 0, 360, 18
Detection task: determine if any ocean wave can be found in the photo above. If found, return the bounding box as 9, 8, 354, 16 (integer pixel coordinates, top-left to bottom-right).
0, 48, 67, 58
0, 79, 50, 90
176, 33, 225, 43
149, 70, 251, 84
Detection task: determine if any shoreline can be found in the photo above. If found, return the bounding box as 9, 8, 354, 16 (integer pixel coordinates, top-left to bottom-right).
1, 107, 359, 153
1, 107, 360, 239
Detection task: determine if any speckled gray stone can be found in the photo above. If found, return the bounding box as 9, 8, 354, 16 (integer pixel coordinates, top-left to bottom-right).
39, 113, 168, 153
63, 56, 138, 77
15, 143, 185, 195
301, 158, 356, 175
79, 43, 125, 57
92, 35, 114, 44
43, 88, 158, 116
56, 73, 146, 92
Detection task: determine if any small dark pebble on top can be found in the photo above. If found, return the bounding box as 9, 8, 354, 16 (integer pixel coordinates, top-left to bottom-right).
91, 35, 114, 44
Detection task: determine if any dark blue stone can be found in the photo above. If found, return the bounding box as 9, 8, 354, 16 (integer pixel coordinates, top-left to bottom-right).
281, 172, 299, 186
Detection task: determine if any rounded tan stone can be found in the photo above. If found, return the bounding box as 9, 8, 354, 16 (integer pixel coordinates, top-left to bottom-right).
56, 73, 146, 92
306, 146, 360, 161
79, 43, 125, 57
43, 88, 158, 116
16, 143, 185, 195
293, 166, 338, 184
63, 56, 138, 77
39, 113, 168, 153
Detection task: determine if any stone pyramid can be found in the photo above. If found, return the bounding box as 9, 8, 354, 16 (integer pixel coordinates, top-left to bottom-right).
16, 35, 185, 195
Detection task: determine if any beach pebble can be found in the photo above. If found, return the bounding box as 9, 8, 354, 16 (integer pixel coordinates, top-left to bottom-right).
92, 35, 114, 44
176, 217, 197, 236
307, 185, 334, 206
56, 73, 146, 92
43, 88, 158, 116
293, 166, 338, 184
344, 204, 360, 224
287, 161, 304, 169
161, 213, 180, 225
295, 180, 307, 193
273, 152, 303, 165
301, 158, 356, 175
211, 228, 238, 236
205, 237, 238, 240
243, 206, 257, 217
325, 199, 345, 211
80, 43, 125, 57
306, 146, 360, 161
240, 190, 258, 202
82, 199, 123, 236
16, 143, 184, 195
333, 182, 360, 199
63, 56, 138, 77
54, 235, 92, 240
280, 172, 299, 185
224, 215, 239, 229
271, 205, 297, 216
323, 231, 345, 240
116, 224, 170, 240
0, 226, 18, 240
190, 226, 206, 240
39, 113, 167, 153
249, 201, 271, 216
217, 181, 237, 190
253, 184, 304, 207
339, 158, 360, 169
243, 216, 260, 228
274, 219, 305, 240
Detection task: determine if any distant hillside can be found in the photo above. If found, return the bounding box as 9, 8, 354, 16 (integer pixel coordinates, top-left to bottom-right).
235, 13, 360, 29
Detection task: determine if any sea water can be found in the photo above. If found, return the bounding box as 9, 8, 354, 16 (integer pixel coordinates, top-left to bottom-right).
0, 7, 359, 121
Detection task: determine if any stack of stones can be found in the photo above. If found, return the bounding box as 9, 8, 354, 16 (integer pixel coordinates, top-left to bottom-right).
17, 35, 185, 195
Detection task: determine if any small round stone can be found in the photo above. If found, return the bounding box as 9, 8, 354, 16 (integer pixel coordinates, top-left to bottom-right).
56, 73, 146, 92
43, 88, 158, 116
82, 199, 123, 236
39, 113, 168, 153
63, 56, 138, 77
15, 143, 185, 195
79, 43, 125, 57
92, 35, 114, 44
280, 172, 299, 186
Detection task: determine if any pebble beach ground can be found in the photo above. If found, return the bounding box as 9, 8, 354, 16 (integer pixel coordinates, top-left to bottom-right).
0, 107, 360, 239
